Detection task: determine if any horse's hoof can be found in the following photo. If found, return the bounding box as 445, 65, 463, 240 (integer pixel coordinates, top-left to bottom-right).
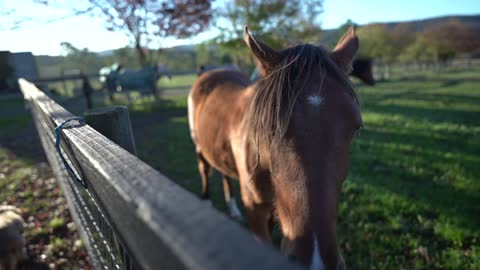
228, 199, 243, 221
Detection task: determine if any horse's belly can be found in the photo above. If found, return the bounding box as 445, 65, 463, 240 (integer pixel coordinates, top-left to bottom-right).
189, 70, 251, 179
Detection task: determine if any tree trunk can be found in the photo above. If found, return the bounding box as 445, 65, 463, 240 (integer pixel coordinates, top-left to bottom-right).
135, 39, 148, 67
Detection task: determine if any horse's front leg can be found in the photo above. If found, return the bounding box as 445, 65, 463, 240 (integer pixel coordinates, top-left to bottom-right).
197, 152, 211, 199
238, 170, 274, 242
106, 83, 115, 101
222, 175, 243, 220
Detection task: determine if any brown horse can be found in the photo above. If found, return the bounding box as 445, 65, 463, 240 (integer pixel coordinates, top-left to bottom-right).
188, 26, 362, 270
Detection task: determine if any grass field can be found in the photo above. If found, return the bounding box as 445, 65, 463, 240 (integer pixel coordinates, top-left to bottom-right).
130, 69, 480, 269
1, 68, 479, 269
0, 96, 90, 268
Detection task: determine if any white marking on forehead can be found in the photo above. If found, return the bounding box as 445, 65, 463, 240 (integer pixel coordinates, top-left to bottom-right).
307, 95, 324, 107
310, 237, 326, 270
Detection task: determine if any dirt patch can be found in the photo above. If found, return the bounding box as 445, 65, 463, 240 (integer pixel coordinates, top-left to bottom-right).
1, 116, 91, 269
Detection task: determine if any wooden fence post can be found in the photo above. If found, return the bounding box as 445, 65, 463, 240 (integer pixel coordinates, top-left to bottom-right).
81, 73, 93, 109
84, 106, 137, 155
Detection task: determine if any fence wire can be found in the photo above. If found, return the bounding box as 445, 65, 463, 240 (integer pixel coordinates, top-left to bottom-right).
29, 99, 141, 270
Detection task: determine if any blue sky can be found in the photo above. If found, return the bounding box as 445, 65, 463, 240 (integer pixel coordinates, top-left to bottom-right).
1, 0, 479, 56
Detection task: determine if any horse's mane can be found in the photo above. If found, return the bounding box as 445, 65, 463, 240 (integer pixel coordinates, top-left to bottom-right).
247, 44, 358, 149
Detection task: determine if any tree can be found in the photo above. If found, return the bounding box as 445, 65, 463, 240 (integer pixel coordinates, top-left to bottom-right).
215, 0, 323, 70
398, 20, 480, 63
156, 49, 197, 72
60, 42, 104, 72
93, 0, 212, 66
398, 35, 437, 63
389, 23, 416, 62
41, 0, 212, 67
356, 23, 416, 64
109, 47, 141, 68
423, 20, 480, 61
356, 24, 392, 60
196, 42, 221, 66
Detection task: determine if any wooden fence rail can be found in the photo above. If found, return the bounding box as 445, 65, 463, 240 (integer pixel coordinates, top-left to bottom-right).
18, 78, 302, 270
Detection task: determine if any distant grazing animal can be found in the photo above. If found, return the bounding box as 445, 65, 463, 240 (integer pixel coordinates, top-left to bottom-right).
0, 206, 26, 270
99, 64, 172, 100
197, 64, 238, 76
188, 26, 362, 270
251, 58, 375, 86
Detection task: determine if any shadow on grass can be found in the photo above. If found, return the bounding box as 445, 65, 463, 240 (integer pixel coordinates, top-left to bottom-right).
350, 126, 480, 232
0, 98, 47, 164
340, 128, 479, 268
365, 102, 479, 126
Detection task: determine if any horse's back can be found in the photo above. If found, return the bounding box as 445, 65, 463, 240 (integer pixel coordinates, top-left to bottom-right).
189, 70, 250, 119
191, 69, 249, 97
189, 70, 250, 178
118, 68, 155, 88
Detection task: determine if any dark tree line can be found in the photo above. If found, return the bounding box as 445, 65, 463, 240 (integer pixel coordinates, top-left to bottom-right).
356, 19, 480, 64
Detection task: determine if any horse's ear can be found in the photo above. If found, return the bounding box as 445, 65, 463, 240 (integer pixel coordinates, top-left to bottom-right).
331, 26, 359, 74
243, 26, 283, 77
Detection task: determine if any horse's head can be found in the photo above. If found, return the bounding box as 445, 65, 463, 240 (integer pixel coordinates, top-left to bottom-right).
245, 26, 362, 270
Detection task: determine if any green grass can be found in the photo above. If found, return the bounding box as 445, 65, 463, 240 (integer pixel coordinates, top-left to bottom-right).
49, 217, 66, 229
0, 97, 26, 111
0, 114, 30, 137
2, 67, 479, 269
0, 96, 32, 138
126, 68, 480, 269
158, 74, 196, 88
338, 73, 480, 269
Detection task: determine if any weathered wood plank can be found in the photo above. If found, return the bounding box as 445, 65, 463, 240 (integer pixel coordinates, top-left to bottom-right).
19, 78, 303, 270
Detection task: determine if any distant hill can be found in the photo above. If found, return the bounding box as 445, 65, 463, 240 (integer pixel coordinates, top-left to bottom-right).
162, 44, 196, 53
97, 50, 114, 57
380, 14, 480, 32
320, 14, 480, 47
